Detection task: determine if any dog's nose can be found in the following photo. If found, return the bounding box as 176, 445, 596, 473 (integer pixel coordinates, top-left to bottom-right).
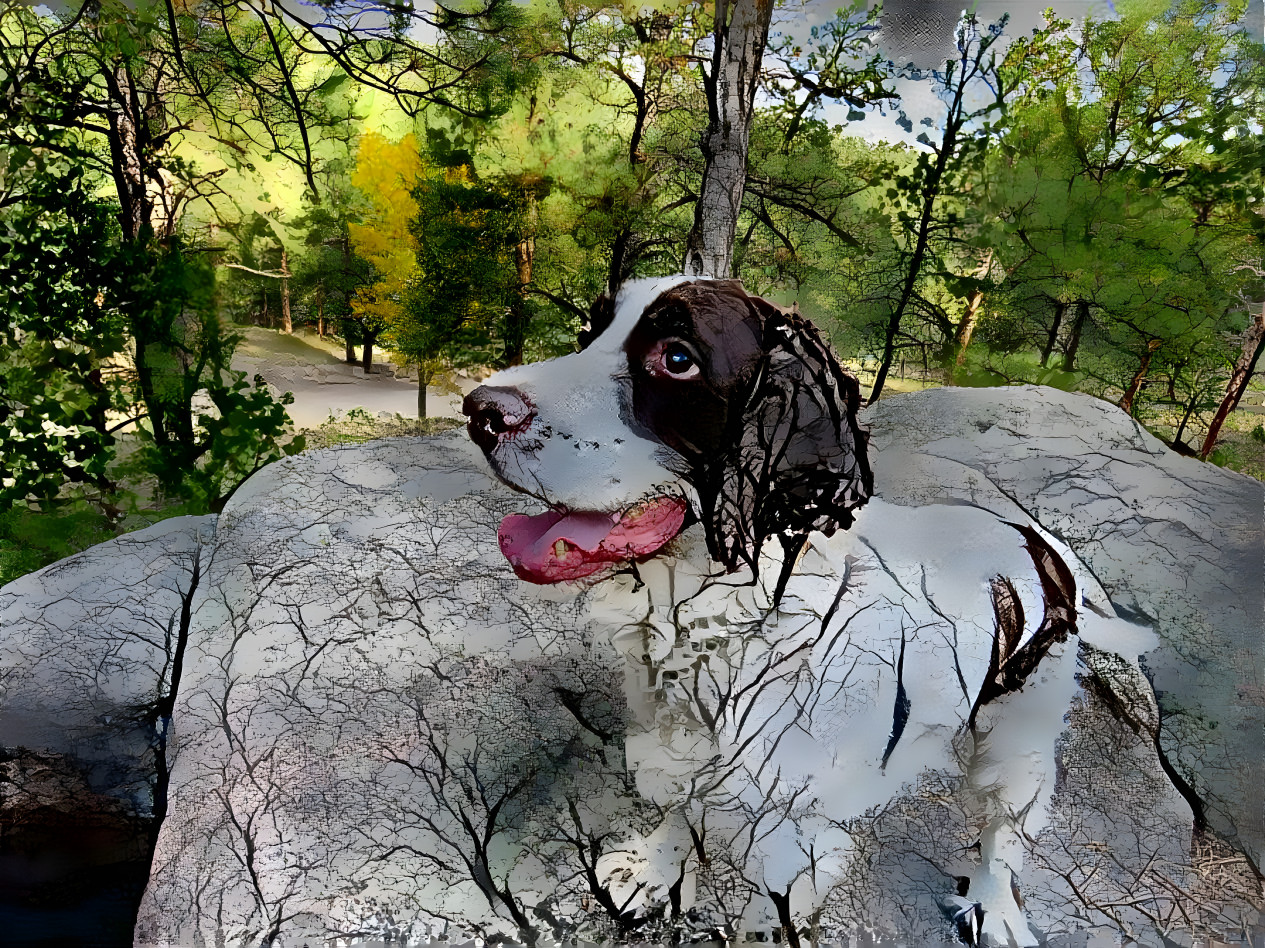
463, 385, 536, 452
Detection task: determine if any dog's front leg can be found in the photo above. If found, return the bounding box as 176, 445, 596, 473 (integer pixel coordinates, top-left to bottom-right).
957, 637, 1080, 947
954, 819, 1037, 947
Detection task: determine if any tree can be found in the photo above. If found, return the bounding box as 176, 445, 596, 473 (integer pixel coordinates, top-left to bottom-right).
289, 195, 375, 346
866, 14, 1010, 402
508, 0, 711, 294
398, 152, 519, 416
977, 1, 1264, 439
0, 154, 125, 511
0, 0, 327, 507
348, 131, 427, 373
682, 0, 774, 279
0, 0, 536, 510
1200, 304, 1265, 459
114, 238, 304, 509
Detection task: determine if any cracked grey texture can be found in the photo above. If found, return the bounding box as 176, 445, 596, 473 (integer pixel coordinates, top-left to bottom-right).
0, 514, 216, 810
0, 386, 1260, 948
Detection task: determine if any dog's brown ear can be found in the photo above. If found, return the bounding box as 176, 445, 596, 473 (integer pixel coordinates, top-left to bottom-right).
701, 300, 872, 577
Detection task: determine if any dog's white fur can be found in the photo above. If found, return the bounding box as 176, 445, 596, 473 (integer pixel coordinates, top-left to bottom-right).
479, 275, 698, 511
475, 277, 1159, 945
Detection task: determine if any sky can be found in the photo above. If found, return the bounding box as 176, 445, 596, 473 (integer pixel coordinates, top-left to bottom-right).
773, 0, 1264, 143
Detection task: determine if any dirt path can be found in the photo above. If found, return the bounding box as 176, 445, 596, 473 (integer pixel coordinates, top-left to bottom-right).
231, 326, 478, 430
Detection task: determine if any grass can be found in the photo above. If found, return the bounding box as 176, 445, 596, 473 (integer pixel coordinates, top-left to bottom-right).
1137, 380, 1265, 481
1204, 412, 1265, 481
302, 407, 465, 450
233, 325, 346, 365
0, 494, 204, 587
0, 500, 118, 587
0, 409, 464, 588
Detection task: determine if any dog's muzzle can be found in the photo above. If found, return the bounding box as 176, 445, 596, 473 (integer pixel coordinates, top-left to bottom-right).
463, 385, 536, 452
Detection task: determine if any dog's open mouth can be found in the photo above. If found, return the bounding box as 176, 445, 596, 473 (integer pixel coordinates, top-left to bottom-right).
497, 496, 688, 583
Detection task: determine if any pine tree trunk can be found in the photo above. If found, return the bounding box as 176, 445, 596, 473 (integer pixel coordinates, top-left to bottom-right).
948, 249, 993, 381
868, 25, 987, 403
1200, 308, 1265, 460
1062, 300, 1090, 372
608, 230, 633, 294
606, 14, 674, 292
1041, 302, 1067, 368
683, 0, 774, 279
280, 249, 292, 334
506, 195, 536, 366
1119, 338, 1162, 416
104, 60, 172, 453
104, 64, 152, 242
1173, 378, 1203, 448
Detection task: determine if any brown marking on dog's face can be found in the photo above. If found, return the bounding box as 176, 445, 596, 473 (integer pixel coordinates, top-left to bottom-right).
621, 280, 768, 461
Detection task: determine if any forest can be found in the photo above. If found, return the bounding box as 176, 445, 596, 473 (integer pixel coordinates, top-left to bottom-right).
1, 0, 1263, 582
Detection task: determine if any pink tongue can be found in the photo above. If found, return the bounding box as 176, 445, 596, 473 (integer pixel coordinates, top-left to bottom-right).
498, 497, 688, 583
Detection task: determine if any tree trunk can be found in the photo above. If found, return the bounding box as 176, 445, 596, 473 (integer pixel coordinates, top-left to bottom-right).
104, 64, 152, 242
683, 0, 774, 279
1119, 338, 1163, 416
1062, 300, 1090, 372
767, 888, 801, 948
104, 61, 172, 452
1200, 308, 1265, 460
948, 249, 993, 380
1041, 301, 1067, 368
344, 334, 356, 363
1173, 374, 1203, 448
607, 230, 633, 295
418, 369, 430, 418
133, 330, 169, 448
606, 14, 673, 292
362, 335, 373, 373
279, 249, 292, 334
506, 195, 536, 366
868, 64, 970, 402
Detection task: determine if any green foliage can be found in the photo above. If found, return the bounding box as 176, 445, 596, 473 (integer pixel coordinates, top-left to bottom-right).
1207, 444, 1241, 469
1, 0, 1262, 596
400, 159, 517, 370
0, 148, 127, 508
114, 240, 305, 510
290, 200, 374, 332
976, 0, 1263, 424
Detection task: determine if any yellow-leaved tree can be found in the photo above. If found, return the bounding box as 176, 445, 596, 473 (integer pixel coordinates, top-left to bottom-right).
347, 131, 424, 371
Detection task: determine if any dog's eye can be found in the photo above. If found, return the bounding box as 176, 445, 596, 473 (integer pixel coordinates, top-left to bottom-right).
647, 340, 701, 380
665, 344, 695, 374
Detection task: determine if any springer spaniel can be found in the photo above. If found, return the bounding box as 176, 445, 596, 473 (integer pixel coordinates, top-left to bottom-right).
463, 276, 1159, 946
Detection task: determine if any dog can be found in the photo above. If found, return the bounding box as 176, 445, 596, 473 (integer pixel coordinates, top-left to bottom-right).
462, 276, 1165, 946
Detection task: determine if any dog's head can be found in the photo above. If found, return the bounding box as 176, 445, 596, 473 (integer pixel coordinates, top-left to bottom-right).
463, 276, 872, 583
